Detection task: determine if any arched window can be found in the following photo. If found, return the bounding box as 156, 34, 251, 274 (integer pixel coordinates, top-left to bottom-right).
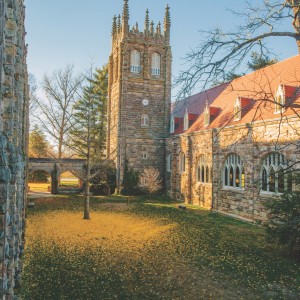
223, 153, 245, 189
261, 153, 289, 193
166, 154, 171, 172
179, 153, 186, 173
141, 114, 149, 127
151, 52, 161, 76
130, 50, 141, 73
196, 154, 212, 184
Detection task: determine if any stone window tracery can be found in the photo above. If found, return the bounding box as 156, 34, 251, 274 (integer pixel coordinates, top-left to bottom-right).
223, 153, 245, 189
261, 152, 290, 193
141, 114, 149, 127
151, 52, 161, 76
130, 50, 141, 73
196, 155, 211, 183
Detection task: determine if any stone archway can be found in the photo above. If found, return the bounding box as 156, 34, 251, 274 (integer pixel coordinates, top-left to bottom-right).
28, 158, 86, 195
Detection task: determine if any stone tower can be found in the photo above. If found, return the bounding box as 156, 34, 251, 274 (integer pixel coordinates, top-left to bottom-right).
107, 0, 172, 192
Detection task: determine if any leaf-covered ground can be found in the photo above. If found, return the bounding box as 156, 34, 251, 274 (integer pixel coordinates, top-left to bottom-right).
18, 196, 300, 299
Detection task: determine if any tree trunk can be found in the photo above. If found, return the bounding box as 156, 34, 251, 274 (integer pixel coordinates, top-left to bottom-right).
83, 151, 91, 219
83, 101, 92, 220
83, 181, 90, 219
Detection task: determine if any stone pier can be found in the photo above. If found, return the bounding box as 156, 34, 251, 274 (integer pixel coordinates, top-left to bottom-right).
0, 0, 29, 298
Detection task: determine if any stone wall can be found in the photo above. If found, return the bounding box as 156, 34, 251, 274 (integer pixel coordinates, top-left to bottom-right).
0, 0, 29, 298
166, 116, 300, 222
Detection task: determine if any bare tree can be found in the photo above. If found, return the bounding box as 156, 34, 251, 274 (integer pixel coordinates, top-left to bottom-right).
36, 65, 83, 159
140, 168, 162, 195
175, 0, 300, 96
28, 73, 39, 125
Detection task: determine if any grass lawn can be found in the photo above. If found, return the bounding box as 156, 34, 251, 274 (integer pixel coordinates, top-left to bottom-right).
28, 182, 50, 192
18, 195, 300, 299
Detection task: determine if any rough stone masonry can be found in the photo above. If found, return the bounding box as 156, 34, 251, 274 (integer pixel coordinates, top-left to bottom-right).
0, 0, 29, 298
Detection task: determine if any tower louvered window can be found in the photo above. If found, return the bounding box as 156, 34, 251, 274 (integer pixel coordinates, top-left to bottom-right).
151, 52, 161, 76
130, 50, 141, 73
223, 154, 245, 189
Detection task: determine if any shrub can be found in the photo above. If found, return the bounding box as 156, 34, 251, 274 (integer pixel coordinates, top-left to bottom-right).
121, 160, 143, 195
264, 190, 300, 257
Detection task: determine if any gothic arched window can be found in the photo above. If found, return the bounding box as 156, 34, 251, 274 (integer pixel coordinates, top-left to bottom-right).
223, 153, 245, 189
141, 114, 149, 127
130, 50, 141, 73
196, 155, 212, 184
151, 52, 161, 76
261, 153, 289, 193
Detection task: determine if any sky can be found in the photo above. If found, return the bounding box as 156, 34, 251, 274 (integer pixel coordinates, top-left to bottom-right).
25, 0, 299, 98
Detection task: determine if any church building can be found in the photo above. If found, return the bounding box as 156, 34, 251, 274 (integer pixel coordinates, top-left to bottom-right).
107, 0, 300, 222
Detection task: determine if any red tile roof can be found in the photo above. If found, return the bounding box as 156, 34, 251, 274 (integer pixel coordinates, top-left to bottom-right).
186, 55, 300, 133
171, 83, 229, 134
171, 83, 229, 117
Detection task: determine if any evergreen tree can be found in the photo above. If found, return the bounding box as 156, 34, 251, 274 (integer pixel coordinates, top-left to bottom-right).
248, 52, 278, 71
29, 125, 50, 158
68, 65, 108, 219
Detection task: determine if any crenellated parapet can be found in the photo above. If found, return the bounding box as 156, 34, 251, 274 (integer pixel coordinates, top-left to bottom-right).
111, 0, 170, 46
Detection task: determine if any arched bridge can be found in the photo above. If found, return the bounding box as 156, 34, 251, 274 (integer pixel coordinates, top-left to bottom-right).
28, 158, 86, 194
